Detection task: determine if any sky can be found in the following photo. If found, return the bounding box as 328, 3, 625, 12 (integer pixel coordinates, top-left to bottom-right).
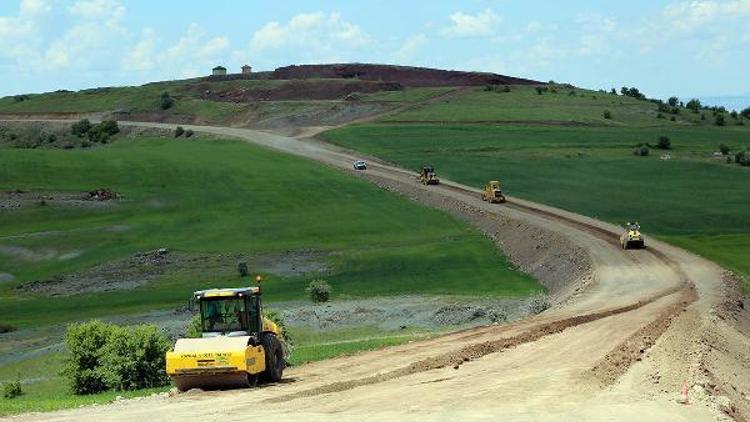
0, 0, 749, 99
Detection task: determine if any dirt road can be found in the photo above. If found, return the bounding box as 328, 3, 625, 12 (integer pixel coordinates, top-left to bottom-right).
5, 121, 748, 421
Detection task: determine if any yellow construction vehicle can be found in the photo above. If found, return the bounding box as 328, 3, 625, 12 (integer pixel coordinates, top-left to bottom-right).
482, 180, 506, 203
419, 166, 440, 185
620, 222, 645, 249
166, 282, 285, 391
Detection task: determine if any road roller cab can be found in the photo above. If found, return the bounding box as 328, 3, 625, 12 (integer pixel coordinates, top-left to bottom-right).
166, 283, 285, 391
620, 222, 645, 249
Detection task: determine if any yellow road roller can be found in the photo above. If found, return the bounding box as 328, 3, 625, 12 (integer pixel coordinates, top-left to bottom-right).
620, 222, 645, 249
166, 283, 285, 391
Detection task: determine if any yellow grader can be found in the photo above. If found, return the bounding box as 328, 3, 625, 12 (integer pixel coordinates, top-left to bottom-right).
419, 166, 440, 185
166, 282, 286, 391
482, 180, 506, 203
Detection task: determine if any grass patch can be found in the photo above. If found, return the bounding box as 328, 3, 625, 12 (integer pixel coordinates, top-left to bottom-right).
0, 137, 539, 328
322, 123, 750, 282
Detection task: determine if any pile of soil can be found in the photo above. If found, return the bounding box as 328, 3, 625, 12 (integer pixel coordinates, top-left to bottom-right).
272, 63, 542, 87
0, 189, 120, 211
17, 249, 331, 296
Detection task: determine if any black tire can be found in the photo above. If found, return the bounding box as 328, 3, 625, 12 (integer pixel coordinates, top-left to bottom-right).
261, 333, 284, 383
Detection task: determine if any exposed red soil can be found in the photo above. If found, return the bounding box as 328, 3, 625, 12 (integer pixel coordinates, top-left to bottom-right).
272, 63, 542, 87
193, 79, 403, 102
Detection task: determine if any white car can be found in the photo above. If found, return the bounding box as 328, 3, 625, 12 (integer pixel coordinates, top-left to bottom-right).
353, 160, 367, 170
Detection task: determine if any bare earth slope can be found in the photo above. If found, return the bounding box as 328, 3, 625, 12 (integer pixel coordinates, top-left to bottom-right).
4, 121, 748, 422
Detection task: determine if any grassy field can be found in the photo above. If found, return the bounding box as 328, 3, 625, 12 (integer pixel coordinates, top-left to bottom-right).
0, 136, 540, 328
322, 122, 750, 287
377, 86, 744, 127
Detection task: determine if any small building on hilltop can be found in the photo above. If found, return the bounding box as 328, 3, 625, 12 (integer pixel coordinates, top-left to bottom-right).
212, 66, 227, 76
241, 64, 253, 75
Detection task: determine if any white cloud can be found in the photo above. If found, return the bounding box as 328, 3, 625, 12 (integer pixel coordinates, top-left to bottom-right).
395, 33, 428, 60
69, 0, 126, 21
250, 12, 368, 54
443, 9, 501, 38
122, 27, 158, 71
660, 0, 750, 34
20, 0, 51, 17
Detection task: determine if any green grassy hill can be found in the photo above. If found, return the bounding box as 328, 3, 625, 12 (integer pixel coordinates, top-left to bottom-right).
322, 86, 750, 287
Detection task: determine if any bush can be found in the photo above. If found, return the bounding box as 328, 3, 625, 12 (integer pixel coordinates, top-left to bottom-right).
502, 85, 511, 93
99, 324, 171, 391
263, 309, 293, 348
741, 107, 750, 119
719, 144, 730, 155
71, 119, 92, 137
670, 116, 676, 122
633, 146, 649, 156
670, 107, 680, 115
736, 150, 747, 164
13, 94, 29, 103
686, 98, 701, 113
656, 113, 665, 119
715, 114, 726, 126
730, 111, 739, 120
160, 92, 174, 110
667, 96, 679, 107
657, 102, 670, 113
701, 113, 706, 120
184, 129, 194, 138
87, 120, 120, 143
174, 126, 185, 138
306, 279, 331, 303
0, 323, 16, 333
535, 87, 548, 95
2, 376, 22, 399
64, 320, 171, 395
656, 136, 671, 150
603, 110, 612, 119
64, 320, 111, 395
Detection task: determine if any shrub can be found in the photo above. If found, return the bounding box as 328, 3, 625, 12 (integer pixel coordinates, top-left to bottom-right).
730, 111, 739, 120
686, 98, 701, 113
99, 324, 171, 391
64, 320, 171, 395
715, 114, 726, 126
502, 85, 511, 93
185, 314, 202, 338
64, 320, 111, 395
47, 133, 57, 143
603, 110, 612, 119
719, 144, 730, 155
535, 87, 548, 95
568, 90, 577, 96
160, 92, 174, 110
701, 113, 706, 120
633, 146, 649, 156
71, 119, 92, 137
657, 102, 670, 113
656, 136, 671, 150
2, 376, 22, 399
741, 107, 750, 119
263, 309, 293, 347
656, 113, 665, 119
0, 323, 16, 333
13, 95, 29, 103
670, 107, 680, 115
81, 141, 92, 148
306, 279, 331, 303
174, 126, 185, 138
668, 96, 679, 107
87, 120, 120, 143
184, 129, 194, 138
670, 116, 676, 122
736, 150, 746, 164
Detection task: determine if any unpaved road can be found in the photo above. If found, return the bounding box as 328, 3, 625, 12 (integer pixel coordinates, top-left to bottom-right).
4, 121, 748, 421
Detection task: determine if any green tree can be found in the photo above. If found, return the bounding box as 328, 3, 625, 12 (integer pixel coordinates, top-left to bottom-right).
160, 92, 174, 110
667, 97, 679, 107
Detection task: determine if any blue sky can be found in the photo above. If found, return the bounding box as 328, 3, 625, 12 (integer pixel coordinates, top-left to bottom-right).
1, 0, 748, 99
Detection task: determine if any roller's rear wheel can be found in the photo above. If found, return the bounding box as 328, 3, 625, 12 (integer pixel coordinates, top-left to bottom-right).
261, 333, 284, 383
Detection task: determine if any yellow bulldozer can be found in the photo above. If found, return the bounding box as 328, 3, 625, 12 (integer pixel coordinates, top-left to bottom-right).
166, 282, 286, 391
419, 166, 440, 185
482, 180, 506, 203
620, 222, 645, 249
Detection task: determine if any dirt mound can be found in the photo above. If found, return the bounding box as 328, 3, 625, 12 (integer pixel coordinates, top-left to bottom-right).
0, 189, 119, 211
194, 79, 403, 102
272, 63, 542, 87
